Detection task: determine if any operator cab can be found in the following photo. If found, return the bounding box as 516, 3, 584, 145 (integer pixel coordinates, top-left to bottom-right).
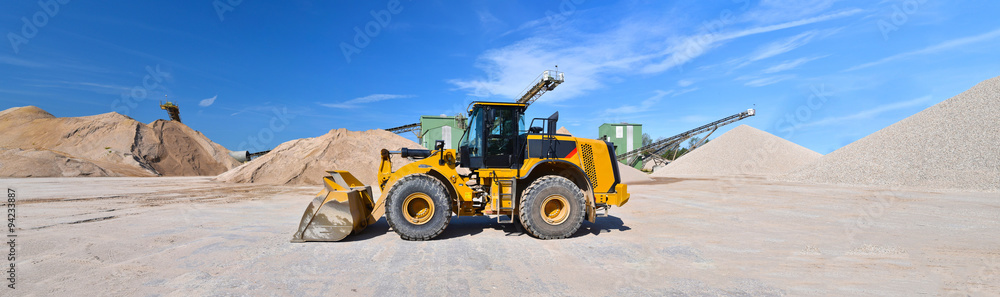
458, 102, 528, 169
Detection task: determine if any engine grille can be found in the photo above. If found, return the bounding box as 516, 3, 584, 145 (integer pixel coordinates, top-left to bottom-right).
581, 144, 597, 189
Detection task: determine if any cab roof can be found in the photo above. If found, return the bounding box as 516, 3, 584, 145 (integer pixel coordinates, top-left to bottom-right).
467, 101, 528, 112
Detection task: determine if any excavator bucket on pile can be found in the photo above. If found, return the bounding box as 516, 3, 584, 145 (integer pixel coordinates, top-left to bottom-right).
291, 171, 377, 242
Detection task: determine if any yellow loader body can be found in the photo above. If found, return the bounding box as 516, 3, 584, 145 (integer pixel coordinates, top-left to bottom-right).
292, 101, 629, 242
292, 135, 629, 242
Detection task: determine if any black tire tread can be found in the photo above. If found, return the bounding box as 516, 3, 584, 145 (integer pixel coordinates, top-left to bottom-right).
518, 175, 586, 239
385, 173, 452, 241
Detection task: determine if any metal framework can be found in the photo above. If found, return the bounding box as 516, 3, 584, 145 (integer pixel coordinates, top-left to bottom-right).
386, 122, 422, 143
386, 122, 420, 134
160, 101, 181, 123
516, 70, 564, 106
617, 109, 756, 166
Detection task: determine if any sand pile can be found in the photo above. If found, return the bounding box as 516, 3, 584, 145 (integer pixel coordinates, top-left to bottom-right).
146, 120, 239, 176
641, 155, 669, 172
0, 106, 239, 177
556, 126, 573, 136
617, 161, 652, 183
652, 125, 822, 177
783, 76, 1000, 192
217, 128, 423, 186
0, 148, 111, 177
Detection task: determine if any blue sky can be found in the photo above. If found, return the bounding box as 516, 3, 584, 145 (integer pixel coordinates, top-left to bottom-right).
2, 1, 999, 154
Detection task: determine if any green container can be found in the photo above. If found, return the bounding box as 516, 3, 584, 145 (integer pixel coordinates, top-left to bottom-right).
419, 115, 467, 150
598, 123, 643, 169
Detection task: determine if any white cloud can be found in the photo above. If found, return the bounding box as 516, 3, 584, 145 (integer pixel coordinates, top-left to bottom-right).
446, 36, 623, 102
199, 95, 217, 107
477, 10, 503, 27
716, 9, 862, 41
603, 90, 672, 114
795, 95, 933, 129
320, 94, 415, 109
677, 79, 694, 87
451, 9, 862, 102
739, 31, 819, 67
741, 0, 840, 24
500, 17, 548, 37
741, 75, 796, 87
845, 27, 1000, 71
763, 55, 828, 73
640, 9, 860, 74
0, 55, 46, 68
672, 87, 699, 97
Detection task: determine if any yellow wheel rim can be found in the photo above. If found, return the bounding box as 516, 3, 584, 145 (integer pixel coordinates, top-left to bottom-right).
402, 193, 435, 225
540, 194, 570, 225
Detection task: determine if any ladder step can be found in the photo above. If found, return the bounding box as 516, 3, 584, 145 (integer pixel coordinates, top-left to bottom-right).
494, 178, 516, 223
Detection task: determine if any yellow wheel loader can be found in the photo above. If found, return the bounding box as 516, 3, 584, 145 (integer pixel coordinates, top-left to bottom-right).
292, 101, 630, 241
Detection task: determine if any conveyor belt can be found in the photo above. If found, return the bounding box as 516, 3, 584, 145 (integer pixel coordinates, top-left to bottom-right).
386, 122, 420, 134
617, 109, 756, 166
516, 70, 564, 106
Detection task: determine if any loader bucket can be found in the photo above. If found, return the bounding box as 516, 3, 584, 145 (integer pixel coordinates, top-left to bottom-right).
291, 171, 376, 242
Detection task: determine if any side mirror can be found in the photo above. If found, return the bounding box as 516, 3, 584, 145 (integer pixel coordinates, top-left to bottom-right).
459, 145, 470, 167
484, 108, 495, 131
546, 111, 559, 136
486, 108, 495, 120
435, 140, 447, 165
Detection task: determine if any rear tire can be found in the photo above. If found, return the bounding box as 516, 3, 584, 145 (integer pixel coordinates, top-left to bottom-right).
385, 174, 452, 240
518, 176, 585, 239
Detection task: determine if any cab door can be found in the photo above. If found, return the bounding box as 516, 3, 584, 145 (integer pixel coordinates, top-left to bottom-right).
483, 106, 519, 168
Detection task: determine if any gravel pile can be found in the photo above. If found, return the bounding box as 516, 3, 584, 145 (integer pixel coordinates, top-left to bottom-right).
216, 128, 423, 186
652, 125, 822, 177
782, 76, 1000, 192
617, 161, 652, 184
556, 126, 573, 136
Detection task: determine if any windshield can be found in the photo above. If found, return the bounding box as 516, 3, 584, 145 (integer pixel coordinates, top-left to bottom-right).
458, 107, 483, 158
517, 114, 526, 134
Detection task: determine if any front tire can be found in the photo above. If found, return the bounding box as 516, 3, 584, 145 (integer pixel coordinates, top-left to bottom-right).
385, 174, 452, 240
518, 176, 585, 239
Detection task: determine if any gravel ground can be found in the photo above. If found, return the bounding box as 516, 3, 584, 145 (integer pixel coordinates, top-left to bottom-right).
782, 75, 1000, 193
652, 125, 822, 178
5, 176, 999, 296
